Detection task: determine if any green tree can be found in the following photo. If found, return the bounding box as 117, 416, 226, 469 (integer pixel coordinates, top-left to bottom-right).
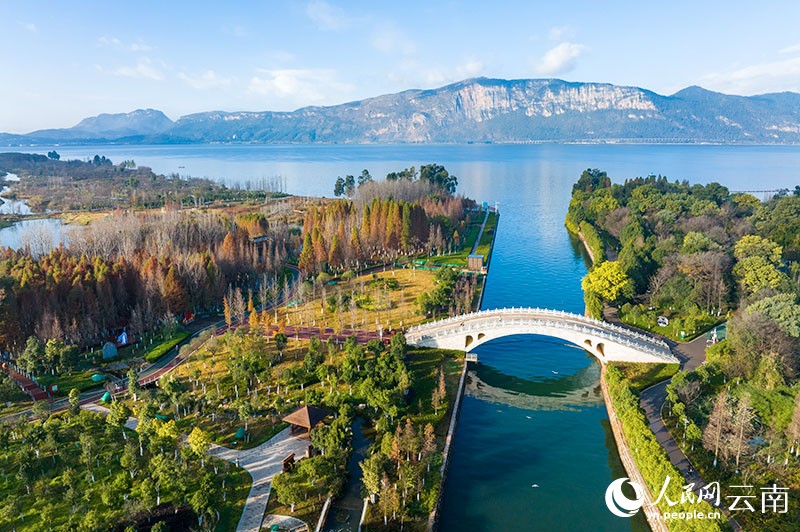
188, 427, 212, 458
581, 261, 634, 304
18, 336, 44, 375
358, 169, 373, 186
733, 235, 783, 264
32, 400, 50, 420
272, 471, 304, 513
128, 366, 141, 401
748, 293, 800, 337
107, 401, 132, 434
333, 176, 345, 197
419, 164, 458, 194
344, 175, 356, 197
274, 332, 288, 355
361, 452, 387, 502
69, 387, 81, 416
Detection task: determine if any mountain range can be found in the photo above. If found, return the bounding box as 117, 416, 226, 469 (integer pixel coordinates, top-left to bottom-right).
3, 78, 800, 145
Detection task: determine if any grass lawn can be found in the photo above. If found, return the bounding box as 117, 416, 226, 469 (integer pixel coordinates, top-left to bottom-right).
618, 305, 724, 342
278, 267, 436, 331
0, 393, 32, 417
58, 211, 110, 226
144, 329, 192, 362
611, 362, 680, 393
217, 465, 254, 532
264, 490, 328, 530
37, 369, 100, 396
406, 347, 465, 436
473, 211, 498, 262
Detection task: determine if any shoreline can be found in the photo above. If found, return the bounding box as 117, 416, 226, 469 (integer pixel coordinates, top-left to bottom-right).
426, 207, 498, 531
600, 366, 669, 531
575, 230, 670, 531
575, 229, 725, 531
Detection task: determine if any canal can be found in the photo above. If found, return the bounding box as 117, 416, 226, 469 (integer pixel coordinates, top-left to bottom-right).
438, 173, 648, 531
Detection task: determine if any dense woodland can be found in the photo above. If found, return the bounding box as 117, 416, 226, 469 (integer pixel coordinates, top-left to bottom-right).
300, 167, 472, 273
0, 209, 289, 357
568, 169, 800, 530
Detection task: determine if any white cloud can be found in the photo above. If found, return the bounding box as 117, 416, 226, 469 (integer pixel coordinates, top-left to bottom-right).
247, 68, 354, 106
700, 56, 800, 95
372, 26, 416, 55
537, 42, 586, 75
98, 35, 153, 52
779, 43, 800, 55
178, 70, 231, 89
111, 57, 165, 81
548, 26, 575, 42
305, 0, 350, 31
388, 59, 486, 87
17, 21, 37, 32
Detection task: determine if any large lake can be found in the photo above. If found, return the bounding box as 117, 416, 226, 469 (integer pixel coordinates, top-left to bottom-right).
9, 143, 800, 529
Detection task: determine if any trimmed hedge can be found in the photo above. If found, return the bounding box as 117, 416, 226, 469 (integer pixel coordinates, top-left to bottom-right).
606, 366, 726, 532
579, 220, 605, 264
144, 329, 191, 363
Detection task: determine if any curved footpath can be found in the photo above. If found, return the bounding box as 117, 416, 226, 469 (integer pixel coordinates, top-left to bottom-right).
85, 402, 310, 532
604, 307, 741, 531
209, 427, 311, 532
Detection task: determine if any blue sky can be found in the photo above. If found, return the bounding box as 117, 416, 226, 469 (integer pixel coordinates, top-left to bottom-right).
2, 0, 799, 133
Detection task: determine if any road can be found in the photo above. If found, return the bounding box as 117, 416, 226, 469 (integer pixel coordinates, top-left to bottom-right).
604, 305, 740, 529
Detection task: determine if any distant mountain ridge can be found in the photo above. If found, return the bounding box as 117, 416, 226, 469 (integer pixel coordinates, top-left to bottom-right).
5, 78, 800, 144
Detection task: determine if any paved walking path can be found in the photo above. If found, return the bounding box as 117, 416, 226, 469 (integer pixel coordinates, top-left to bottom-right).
470, 209, 490, 255
82, 401, 309, 532
262, 514, 309, 532
1, 364, 49, 401
210, 427, 311, 532
81, 402, 139, 430
604, 306, 740, 529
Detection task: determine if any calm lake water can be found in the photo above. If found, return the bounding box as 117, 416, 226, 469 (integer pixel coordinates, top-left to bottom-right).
8, 143, 800, 529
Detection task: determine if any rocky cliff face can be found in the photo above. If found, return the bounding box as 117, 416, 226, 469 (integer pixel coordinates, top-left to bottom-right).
7, 78, 800, 144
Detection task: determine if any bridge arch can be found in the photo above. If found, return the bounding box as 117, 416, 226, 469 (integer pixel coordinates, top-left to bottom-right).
405, 308, 676, 364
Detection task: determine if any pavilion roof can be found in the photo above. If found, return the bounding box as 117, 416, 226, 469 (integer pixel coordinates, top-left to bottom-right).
281, 405, 330, 430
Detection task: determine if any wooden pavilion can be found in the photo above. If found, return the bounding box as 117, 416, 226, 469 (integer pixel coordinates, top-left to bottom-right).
282, 405, 330, 435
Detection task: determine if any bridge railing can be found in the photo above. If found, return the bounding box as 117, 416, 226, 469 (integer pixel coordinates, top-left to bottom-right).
407, 307, 670, 350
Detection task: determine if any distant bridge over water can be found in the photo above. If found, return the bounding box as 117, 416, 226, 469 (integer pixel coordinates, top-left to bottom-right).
406, 308, 677, 364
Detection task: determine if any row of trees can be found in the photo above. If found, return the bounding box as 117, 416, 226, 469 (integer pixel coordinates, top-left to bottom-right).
298, 193, 471, 273
333, 164, 459, 198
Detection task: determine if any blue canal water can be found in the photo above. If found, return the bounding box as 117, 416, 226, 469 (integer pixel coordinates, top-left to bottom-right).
9, 143, 799, 530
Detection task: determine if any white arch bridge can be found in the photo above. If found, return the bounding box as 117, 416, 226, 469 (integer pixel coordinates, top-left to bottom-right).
405, 308, 678, 364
